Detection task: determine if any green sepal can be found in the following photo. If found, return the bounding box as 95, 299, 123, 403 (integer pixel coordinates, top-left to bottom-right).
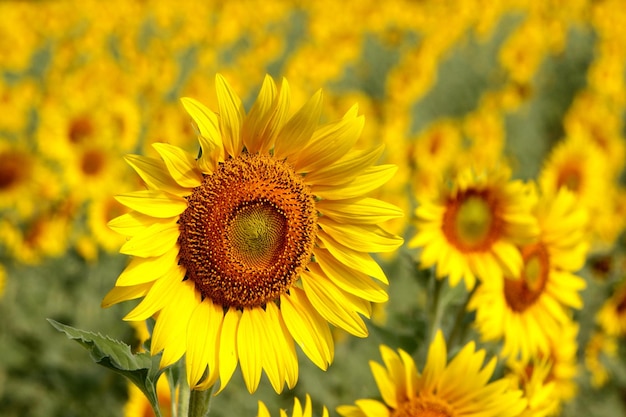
47, 319, 165, 417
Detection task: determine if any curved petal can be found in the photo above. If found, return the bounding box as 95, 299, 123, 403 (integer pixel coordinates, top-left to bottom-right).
151, 280, 198, 368
301, 268, 369, 337
295, 107, 363, 173
265, 302, 298, 389
101, 282, 151, 308
119, 221, 180, 258
237, 307, 263, 393
209, 308, 239, 392
317, 197, 403, 224
152, 142, 203, 188
274, 89, 323, 161
123, 263, 186, 321
124, 154, 188, 197
316, 233, 388, 284
215, 74, 245, 157
312, 165, 397, 200
315, 249, 388, 303
186, 300, 223, 389
115, 248, 179, 286
180, 97, 224, 171
281, 288, 334, 370
242, 75, 277, 153
114, 190, 187, 219
108, 211, 172, 237
318, 218, 403, 253
304, 145, 384, 186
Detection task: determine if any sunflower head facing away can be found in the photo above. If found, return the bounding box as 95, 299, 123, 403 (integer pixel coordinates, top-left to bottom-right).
103, 74, 403, 394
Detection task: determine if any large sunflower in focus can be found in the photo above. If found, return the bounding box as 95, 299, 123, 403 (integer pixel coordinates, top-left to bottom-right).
409, 166, 538, 289
103, 75, 403, 394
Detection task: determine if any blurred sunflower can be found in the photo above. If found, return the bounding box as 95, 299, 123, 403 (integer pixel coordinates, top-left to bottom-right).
336, 331, 527, 417
506, 357, 559, 417
584, 330, 618, 388
103, 74, 403, 394
469, 188, 588, 360
409, 166, 538, 289
257, 394, 328, 417
596, 279, 626, 337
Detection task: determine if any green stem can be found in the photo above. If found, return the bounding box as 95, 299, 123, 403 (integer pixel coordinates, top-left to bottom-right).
176, 374, 190, 417
446, 285, 477, 349
428, 273, 444, 344
188, 385, 216, 417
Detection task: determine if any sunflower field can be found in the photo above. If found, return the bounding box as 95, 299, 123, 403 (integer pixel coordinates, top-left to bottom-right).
1, 1, 626, 416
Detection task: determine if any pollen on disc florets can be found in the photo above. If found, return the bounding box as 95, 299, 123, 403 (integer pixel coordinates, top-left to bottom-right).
177, 152, 318, 309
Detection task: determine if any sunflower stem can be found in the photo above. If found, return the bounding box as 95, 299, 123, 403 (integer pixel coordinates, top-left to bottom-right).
187, 385, 216, 417
177, 374, 190, 417
428, 273, 444, 344
446, 285, 476, 349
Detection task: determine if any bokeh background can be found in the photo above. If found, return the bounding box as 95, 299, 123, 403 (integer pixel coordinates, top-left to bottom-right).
1, 1, 625, 416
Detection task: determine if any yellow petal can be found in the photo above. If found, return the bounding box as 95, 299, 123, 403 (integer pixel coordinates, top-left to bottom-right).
215, 74, 244, 157
180, 97, 224, 172
214, 308, 240, 393
312, 165, 397, 200
124, 154, 188, 197
119, 221, 180, 258
186, 300, 223, 389
316, 233, 388, 283
101, 282, 151, 308
108, 211, 172, 237
315, 249, 388, 303
256, 77, 290, 153
257, 401, 271, 417
301, 269, 368, 337
370, 361, 397, 409
115, 190, 187, 219
152, 142, 203, 188
124, 264, 185, 321
242, 75, 276, 152
379, 345, 406, 402
318, 218, 403, 253
354, 399, 391, 417
274, 89, 323, 161
281, 288, 334, 370
295, 108, 363, 173
265, 302, 298, 389
237, 307, 263, 393
151, 280, 198, 368
304, 145, 383, 186
317, 197, 403, 224
116, 248, 179, 286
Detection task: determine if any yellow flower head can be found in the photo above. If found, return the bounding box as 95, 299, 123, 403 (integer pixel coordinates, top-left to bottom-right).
410, 165, 538, 289
257, 395, 328, 417
469, 188, 588, 360
597, 279, 626, 337
337, 331, 527, 417
103, 74, 403, 394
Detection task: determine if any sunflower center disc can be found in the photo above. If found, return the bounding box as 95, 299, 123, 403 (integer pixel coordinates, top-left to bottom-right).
177, 152, 317, 309
392, 396, 454, 417
443, 191, 502, 252
504, 243, 550, 312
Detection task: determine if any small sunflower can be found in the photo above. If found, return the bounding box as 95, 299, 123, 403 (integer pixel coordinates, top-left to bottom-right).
257, 394, 328, 417
469, 188, 588, 360
103, 75, 403, 394
409, 166, 538, 289
584, 330, 618, 388
336, 331, 527, 417
596, 279, 626, 337
506, 357, 559, 417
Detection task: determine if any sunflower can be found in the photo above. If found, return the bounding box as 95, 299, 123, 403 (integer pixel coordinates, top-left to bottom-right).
469, 188, 588, 360
336, 331, 527, 417
409, 165, 538, 289
596, 279, 626, 337
257, 394, 328, 417
103, 74, 403, 394
506, 357, 559, 417
584, 330, 618, 388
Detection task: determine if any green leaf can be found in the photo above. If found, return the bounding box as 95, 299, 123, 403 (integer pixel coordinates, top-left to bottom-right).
47, 319, 164, 417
